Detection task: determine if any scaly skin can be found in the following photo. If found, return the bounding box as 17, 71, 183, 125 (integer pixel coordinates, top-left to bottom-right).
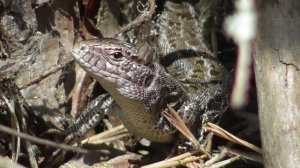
135, 1, 230, 126
72, 38, 189, 143
156, 1, 230, 123
69, 1, 230, 144
47, 2, 230, 167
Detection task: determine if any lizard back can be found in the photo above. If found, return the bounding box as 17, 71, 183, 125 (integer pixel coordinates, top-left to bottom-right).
154, 1, 231, 123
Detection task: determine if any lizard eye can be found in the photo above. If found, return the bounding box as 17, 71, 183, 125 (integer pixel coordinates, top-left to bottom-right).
113, 52, 123, 58
111, 52, 125, 61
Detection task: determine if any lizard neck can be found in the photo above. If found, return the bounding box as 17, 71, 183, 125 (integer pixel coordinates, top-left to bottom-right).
94, 76, 175, 143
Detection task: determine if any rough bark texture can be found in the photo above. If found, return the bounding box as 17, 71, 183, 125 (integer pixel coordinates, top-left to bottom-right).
254, 0, 300, 167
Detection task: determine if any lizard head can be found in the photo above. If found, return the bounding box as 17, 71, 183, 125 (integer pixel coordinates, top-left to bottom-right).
72, 38, 186, 106
72, 38, 156, 94
72, 38, 188, 142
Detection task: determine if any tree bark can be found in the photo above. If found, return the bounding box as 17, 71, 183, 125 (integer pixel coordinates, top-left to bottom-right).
254, 0, 300, 167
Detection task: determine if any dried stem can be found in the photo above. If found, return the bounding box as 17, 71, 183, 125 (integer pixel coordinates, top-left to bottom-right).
164, 105, 210, 157
204, 122, 262, 154
0, 124, 88, 154
0, 89, 21, 162
80, 125, 129, 145
18, 57, 73, 89
108, 0, 156, 38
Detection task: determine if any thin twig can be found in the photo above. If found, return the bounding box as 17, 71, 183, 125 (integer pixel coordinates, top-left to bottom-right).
18, 57, 73, 89
204, 122, 262, 154
0, 124, 88, 154
219, 146, 263, 164
24, 137, 38, 168
204, 132, 214, 154
0, 89, 21, 162
108, 0, 156, 38
85, 134, 129, 145
142, 152, 200, 168
19, 100, 38, 168
102, 119, 126, 150
210, 156, 240, 168
164, 105, 210, 157
81, 125, 129, 145
71, 72, 92, 117
204, 149, 227, 166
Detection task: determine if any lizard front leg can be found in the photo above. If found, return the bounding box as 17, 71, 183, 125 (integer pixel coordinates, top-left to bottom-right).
63, 93, 114, 145
45, 93, 116, 167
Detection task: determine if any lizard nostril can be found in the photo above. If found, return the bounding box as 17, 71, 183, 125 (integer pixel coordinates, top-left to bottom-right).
80, 45, 88, 51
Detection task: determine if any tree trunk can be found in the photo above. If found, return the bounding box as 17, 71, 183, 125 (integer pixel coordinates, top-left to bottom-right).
254, 0, 300, 167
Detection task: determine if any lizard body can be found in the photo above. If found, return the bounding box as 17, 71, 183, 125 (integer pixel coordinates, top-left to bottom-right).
69, 1, 230, 144
72, 38, 188, 143
46, 1, 230, 167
